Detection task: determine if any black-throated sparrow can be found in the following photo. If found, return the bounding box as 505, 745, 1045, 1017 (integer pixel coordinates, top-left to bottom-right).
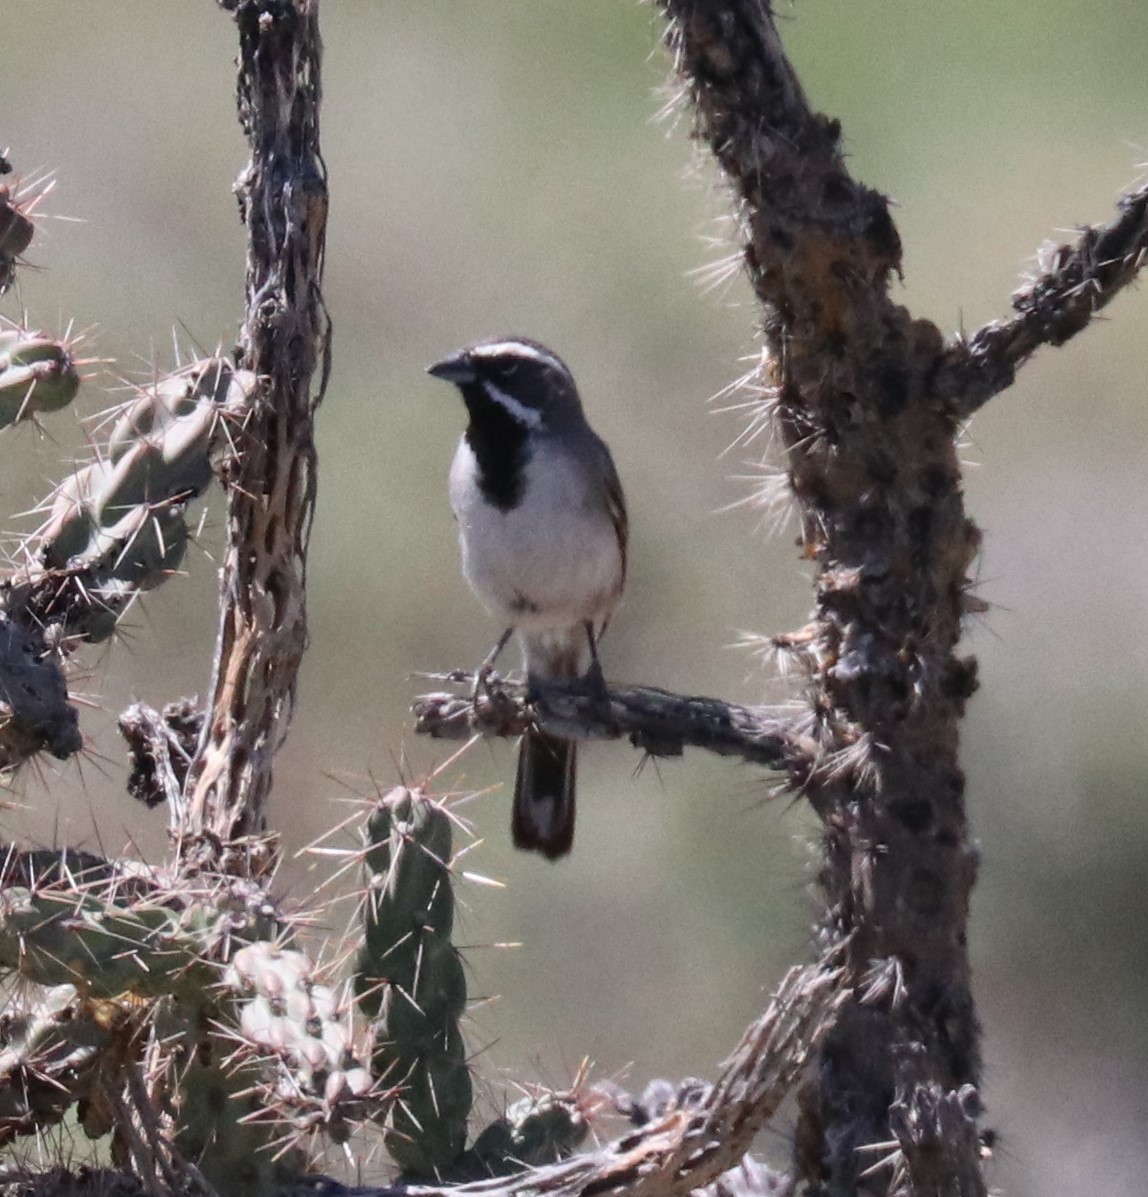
427, 337, 627, 860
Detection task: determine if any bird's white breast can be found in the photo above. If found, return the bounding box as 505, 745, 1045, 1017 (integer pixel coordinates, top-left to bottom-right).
449, 435, 623, 633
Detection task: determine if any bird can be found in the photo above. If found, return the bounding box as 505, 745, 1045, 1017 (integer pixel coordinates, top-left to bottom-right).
427, 336, 627, 860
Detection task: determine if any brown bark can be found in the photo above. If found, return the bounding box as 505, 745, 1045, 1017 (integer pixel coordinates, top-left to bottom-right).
181, 0, 330, 874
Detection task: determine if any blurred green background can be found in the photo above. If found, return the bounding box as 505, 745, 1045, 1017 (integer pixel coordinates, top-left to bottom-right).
3, 1, 1147, 1192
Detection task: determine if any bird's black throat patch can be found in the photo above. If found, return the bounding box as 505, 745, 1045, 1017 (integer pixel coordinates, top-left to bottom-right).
461, 383, 529, 511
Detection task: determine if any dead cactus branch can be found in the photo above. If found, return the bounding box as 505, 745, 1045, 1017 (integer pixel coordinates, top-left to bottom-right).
119, 700, 203, 815
412, 673, 819, 779
934, 180, 1148, 417
182, 0, 330, 866
659, 2, 985, 1193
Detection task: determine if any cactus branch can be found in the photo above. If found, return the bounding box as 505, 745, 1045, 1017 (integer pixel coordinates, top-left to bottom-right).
659, 2, 985, 1193
411, 674, 819, 779
355, 785, 472, 1178
934, 180, 1148, 417
182, 0, 330, 868
11, 359, 256, 648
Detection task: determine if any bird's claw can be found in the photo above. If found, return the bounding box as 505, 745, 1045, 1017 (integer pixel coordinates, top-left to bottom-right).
470, 663, 503, 711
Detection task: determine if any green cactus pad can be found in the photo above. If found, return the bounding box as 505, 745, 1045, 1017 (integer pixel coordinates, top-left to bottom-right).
14, 357, 257, 645
356, 785, 473, 1177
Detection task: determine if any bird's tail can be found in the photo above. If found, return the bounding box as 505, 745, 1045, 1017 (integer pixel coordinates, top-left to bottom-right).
513, 729, 576, 860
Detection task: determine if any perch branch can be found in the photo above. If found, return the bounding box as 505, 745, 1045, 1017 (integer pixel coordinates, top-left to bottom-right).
935, 180, 1148, 416
182, 0, 330, 872
411, 673, 819, 777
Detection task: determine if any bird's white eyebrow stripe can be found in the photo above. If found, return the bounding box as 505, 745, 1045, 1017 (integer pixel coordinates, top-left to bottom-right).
471, 341, 562, 370
484, 381, 543, 428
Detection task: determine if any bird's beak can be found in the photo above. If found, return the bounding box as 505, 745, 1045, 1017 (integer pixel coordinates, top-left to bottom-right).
426, 350, 477, 386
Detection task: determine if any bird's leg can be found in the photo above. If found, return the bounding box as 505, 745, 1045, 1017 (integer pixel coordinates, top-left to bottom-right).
473, 627, 514, 706
583, 621, 612, 719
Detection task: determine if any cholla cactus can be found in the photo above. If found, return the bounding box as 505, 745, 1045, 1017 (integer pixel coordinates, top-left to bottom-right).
0, 323, 590, 1186
355, 784, 473, 1177
0, 851, 331, 1190
0, 356, 256, 770
0, 26, 490, 1197
0, 783, 591, 1190
0, 29, 638, 1197
0, 9, 735, 1194
0, 867, 281, 999
346, 782, 594, 1181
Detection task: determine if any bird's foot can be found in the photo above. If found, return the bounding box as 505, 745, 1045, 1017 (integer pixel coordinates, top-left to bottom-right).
470, 662, 503, 711
470, 627, 514, 714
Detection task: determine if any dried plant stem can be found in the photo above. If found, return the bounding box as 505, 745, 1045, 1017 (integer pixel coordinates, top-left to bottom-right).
412, 674, 819, 776
182, 0, 330, 873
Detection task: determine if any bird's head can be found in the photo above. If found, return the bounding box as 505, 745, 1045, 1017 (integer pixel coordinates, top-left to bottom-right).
427, 336, 583, 431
